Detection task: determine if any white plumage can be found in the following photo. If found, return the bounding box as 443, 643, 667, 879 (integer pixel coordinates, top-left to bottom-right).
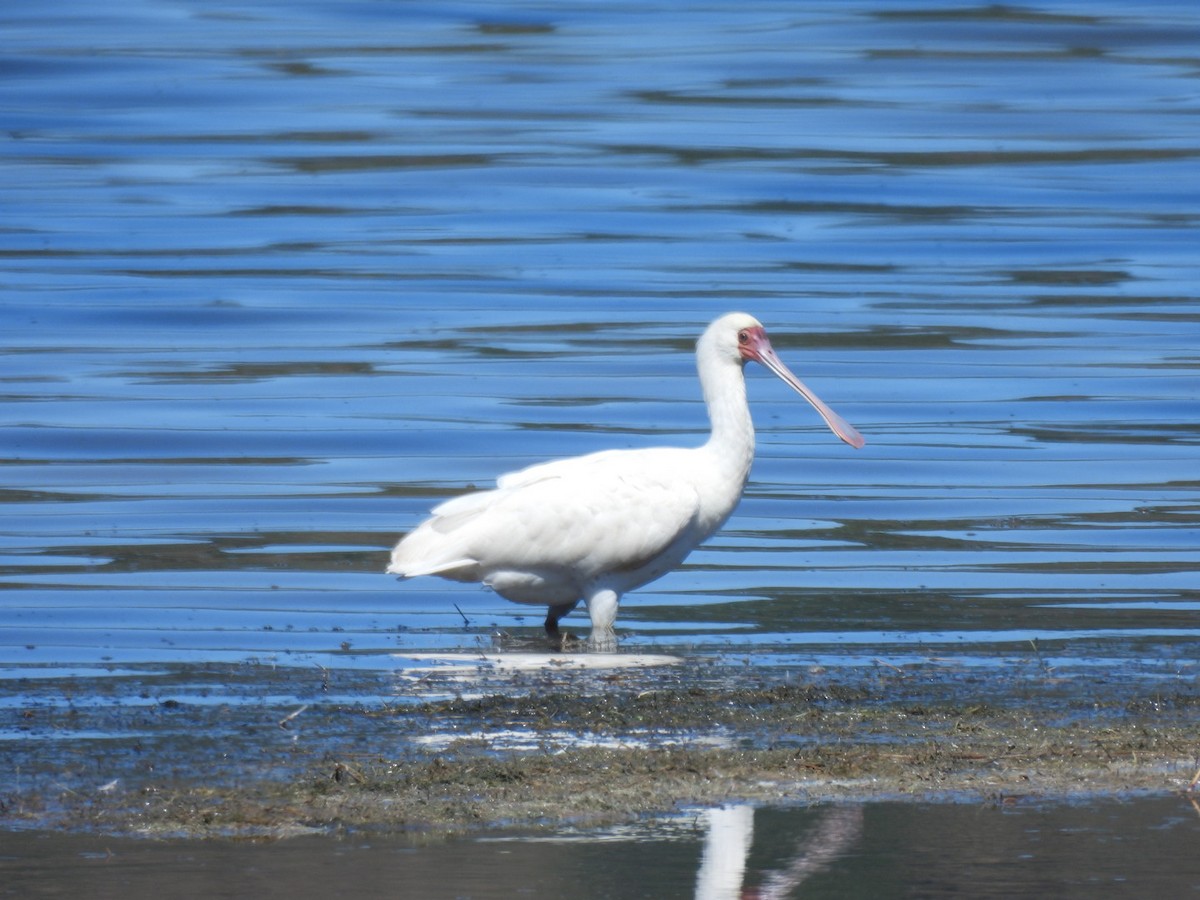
388, 312, 864, 646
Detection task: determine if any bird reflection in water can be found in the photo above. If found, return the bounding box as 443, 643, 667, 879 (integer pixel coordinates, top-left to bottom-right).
694, 804, 865, 900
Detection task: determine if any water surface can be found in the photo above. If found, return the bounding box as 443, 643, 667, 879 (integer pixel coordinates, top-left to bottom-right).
3, 0, 1197, 678
4, 798, 1200, 899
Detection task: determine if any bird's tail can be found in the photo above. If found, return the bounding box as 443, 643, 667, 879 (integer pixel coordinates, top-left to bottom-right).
386, 520, 478, 580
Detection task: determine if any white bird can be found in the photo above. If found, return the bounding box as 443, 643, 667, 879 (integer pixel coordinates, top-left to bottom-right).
388, 312, 864, 647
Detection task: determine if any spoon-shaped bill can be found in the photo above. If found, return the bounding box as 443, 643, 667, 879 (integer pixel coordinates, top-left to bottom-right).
744, 329, 865, 449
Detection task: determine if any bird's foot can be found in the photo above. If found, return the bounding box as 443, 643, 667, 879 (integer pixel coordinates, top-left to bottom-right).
546, 629, 582, 651
585, 629, 618, 653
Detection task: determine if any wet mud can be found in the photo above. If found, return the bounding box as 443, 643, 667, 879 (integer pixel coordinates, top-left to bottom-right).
4, 647, 1198, 838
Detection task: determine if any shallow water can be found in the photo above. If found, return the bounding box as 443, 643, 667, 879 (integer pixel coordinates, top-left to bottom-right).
4, 798, 1200, 899
2, 0, 1199, 891
3, 0, 1198, 680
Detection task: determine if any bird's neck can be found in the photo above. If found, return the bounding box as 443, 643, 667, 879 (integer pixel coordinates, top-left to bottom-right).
700, 355, 755, 486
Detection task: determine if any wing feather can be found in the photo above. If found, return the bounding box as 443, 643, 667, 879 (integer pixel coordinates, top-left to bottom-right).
389, 448, 705, 589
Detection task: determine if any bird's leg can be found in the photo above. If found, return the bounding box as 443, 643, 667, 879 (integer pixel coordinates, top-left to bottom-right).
544, 601, 579, 648
584, 588, 620, 651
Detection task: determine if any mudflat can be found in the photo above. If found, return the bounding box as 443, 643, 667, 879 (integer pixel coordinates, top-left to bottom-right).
6, 648, 1196, 837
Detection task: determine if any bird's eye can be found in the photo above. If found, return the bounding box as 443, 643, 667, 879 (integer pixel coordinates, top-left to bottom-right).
737, 330, 749, 344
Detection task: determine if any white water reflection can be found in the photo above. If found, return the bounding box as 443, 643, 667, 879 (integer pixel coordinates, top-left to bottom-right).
695, 805, 756, 900
747, 807, 865, 900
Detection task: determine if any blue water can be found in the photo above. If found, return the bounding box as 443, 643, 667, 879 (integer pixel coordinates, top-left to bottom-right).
2, 0, 1200, 889
3, 0, 1197, 677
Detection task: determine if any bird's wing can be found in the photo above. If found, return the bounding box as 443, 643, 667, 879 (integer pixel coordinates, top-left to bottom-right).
447, 449, 705, 579
493, 449, 629, 492
422, 450, 626, 519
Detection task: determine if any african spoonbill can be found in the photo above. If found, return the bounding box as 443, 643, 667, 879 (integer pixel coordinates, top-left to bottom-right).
388, 312, 863, 647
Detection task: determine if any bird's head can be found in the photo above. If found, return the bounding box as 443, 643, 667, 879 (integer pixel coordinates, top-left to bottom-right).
701, 312, 865, 449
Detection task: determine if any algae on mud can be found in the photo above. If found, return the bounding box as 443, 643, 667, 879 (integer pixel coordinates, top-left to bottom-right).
3, 652, 1198, 838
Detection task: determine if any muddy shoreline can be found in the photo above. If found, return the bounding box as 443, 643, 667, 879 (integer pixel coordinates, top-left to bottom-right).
4, 650, 1199, 838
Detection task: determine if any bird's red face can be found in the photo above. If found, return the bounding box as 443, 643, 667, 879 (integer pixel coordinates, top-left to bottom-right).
735, 325, 769, 363
736, 324, 865, 449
